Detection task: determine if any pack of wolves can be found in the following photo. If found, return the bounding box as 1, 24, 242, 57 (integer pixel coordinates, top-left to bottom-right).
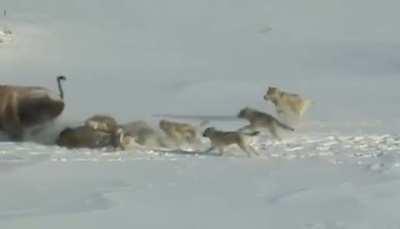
0, 77, 312, 156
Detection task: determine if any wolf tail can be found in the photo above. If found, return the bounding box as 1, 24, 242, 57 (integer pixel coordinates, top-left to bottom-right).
242, 131, 260, 136
276, 120, 295, 131
299, 99, 313, 116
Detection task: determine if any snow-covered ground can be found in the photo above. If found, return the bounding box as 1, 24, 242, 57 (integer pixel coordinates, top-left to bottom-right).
1, 132, 400, 229
0, 26, 13, 44
1, 0, 400, 228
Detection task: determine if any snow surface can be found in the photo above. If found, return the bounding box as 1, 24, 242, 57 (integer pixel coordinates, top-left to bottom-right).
1, 0, 400, 228
1, 133, 400, 229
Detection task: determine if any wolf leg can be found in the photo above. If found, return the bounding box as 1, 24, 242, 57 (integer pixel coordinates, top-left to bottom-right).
268, 126, 281, 141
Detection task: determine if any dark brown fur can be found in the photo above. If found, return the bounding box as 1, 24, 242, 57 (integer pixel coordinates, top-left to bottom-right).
56, 126, 123, 149
0, 78, 65, 140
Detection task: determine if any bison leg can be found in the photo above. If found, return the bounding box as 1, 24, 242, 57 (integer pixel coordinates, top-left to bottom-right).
3, 93, 23, 141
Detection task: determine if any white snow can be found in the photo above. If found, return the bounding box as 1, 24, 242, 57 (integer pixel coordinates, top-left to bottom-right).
0, 0, 400, 228
0, 131, 400, 228
0, 28, 13, 44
